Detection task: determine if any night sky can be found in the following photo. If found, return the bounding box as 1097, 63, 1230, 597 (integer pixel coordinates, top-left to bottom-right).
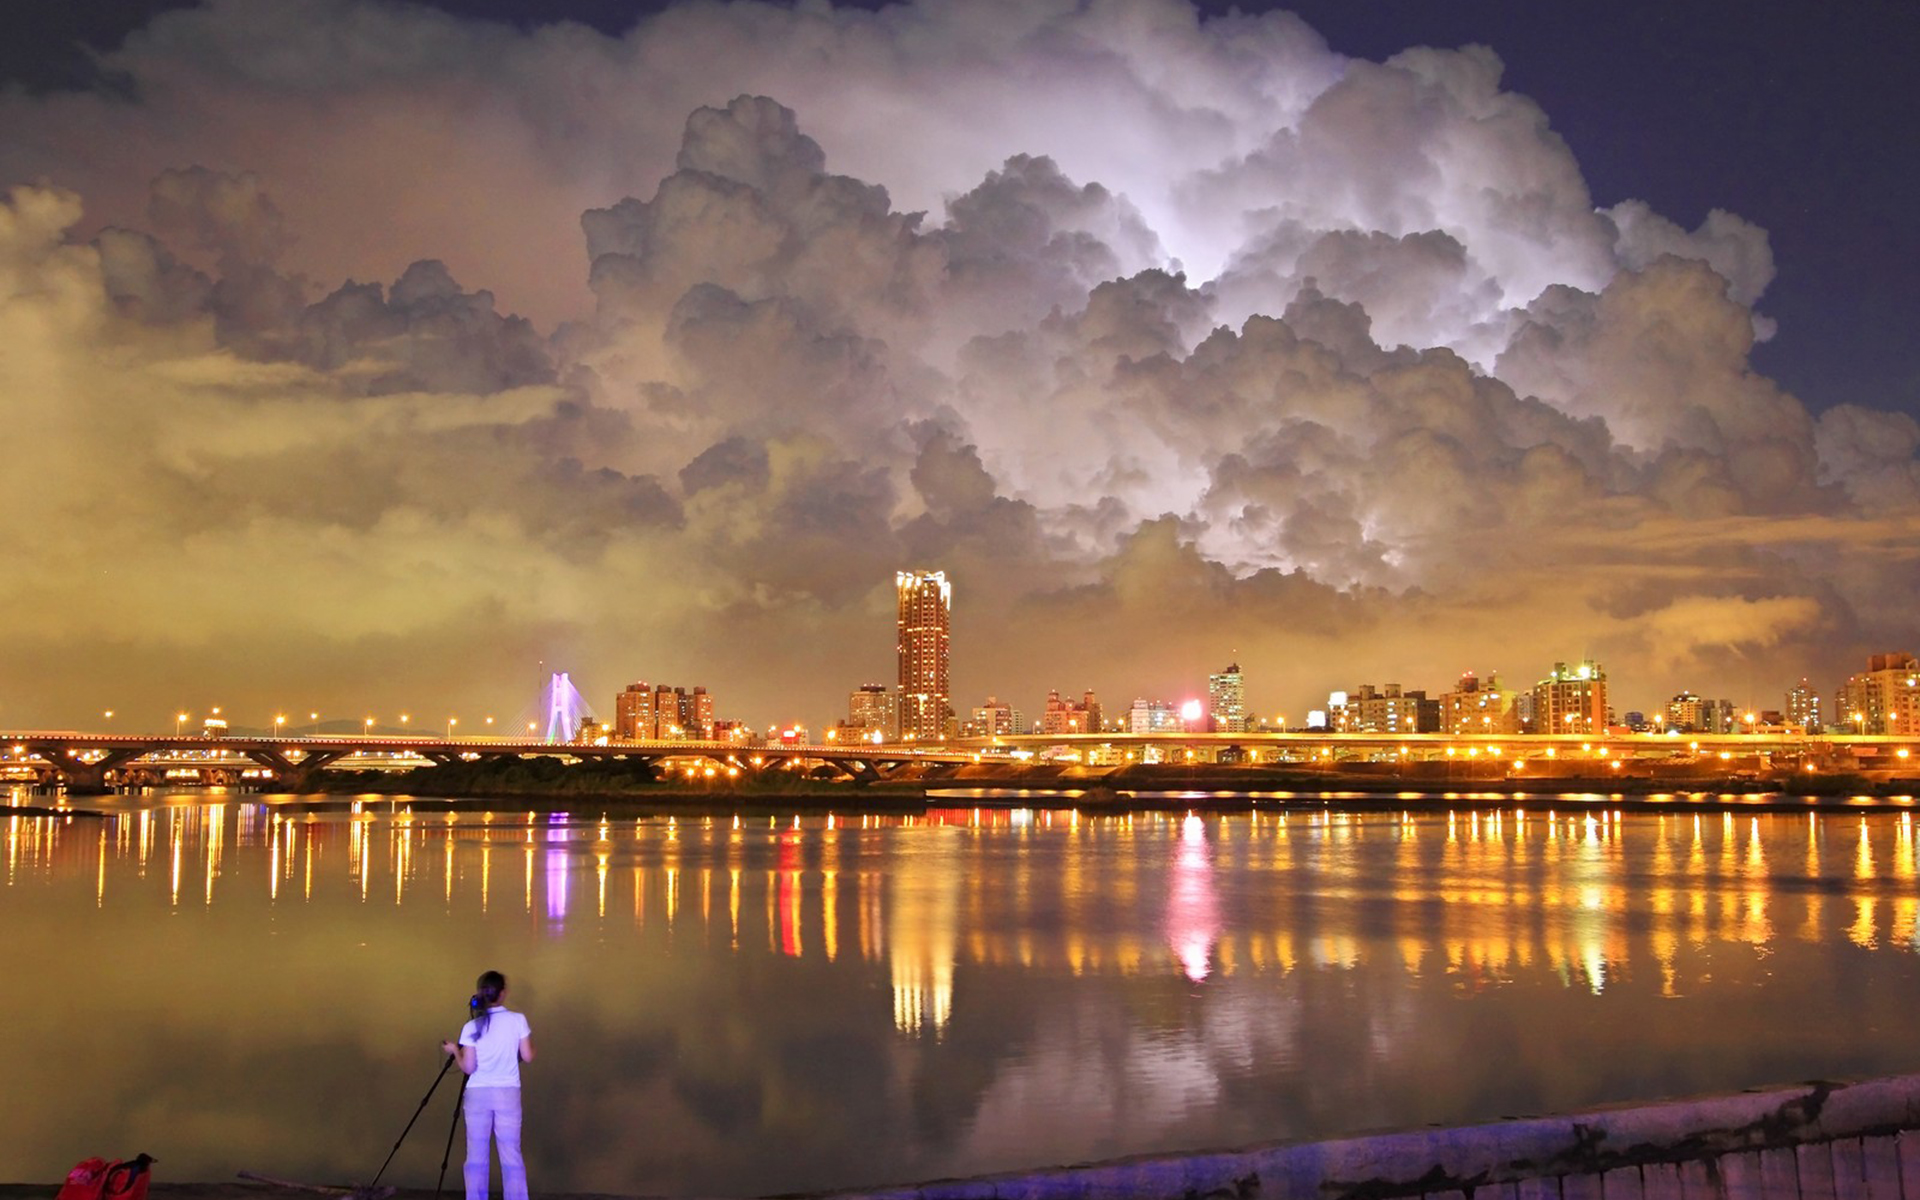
12, 0, 1914, 417
2, 0, 1916, 729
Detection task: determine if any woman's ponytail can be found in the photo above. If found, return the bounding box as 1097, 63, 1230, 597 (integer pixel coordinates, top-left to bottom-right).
472, 970, 506, 1038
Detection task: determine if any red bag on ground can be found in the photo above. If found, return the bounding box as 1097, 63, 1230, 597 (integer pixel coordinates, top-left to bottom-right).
56, 1156, 153, 1200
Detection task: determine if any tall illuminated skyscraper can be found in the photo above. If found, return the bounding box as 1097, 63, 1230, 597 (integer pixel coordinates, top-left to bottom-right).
896, 569, 952, 741
1207, 663, 1246, 732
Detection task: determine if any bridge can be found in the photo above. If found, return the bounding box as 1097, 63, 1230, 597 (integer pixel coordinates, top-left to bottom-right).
3, 726, 1913, 793
0, 731, 979, 793
951, 728, 1916, 777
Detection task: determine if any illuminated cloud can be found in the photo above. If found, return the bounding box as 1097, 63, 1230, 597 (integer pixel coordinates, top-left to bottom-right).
0, 0, 1914, 727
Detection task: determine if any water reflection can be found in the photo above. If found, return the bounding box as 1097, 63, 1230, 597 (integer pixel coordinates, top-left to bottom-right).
15, 799, 1920, 991
6, 793, 1920, 1196
1167, 813, 1218, 982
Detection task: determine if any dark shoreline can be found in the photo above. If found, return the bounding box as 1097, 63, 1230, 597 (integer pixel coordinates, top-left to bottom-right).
289, 786, 1915, 817
20, 760, 1918, 817
287, 756, 1919, 810
63, 780, 1920, 818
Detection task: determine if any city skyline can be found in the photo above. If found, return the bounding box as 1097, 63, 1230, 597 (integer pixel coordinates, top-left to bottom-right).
33, 635, 1912, 742
1, 0, 1916, 731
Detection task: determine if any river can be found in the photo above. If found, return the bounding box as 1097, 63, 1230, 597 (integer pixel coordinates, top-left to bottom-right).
6, 790, 1919, 1195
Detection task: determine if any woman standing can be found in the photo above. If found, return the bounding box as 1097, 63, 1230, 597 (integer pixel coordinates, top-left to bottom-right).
441, 970, 534, 1200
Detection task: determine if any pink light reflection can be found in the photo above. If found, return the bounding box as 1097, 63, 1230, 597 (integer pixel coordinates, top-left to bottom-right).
1166, 814, 1218, 982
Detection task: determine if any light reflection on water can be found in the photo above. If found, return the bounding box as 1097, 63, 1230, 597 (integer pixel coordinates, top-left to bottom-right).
5, 792, 1920, 1196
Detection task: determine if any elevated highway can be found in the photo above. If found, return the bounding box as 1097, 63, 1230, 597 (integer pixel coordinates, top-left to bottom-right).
0, 731, 977, 792
4, 726, 1912, 794
950, 728, 1917, 783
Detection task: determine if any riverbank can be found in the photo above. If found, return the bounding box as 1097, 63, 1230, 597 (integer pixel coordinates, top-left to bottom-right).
286, 756, 1918, 810
303, 752, 1920, 798
277, 787, 1917, 816
0, 1188, 644, 1200
26, 778, 1919, 817
12, 1073, 1917, 1200
821, 1073, 1920, 1200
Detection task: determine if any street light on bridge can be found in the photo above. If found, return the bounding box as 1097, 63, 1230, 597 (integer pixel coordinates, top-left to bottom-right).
176, 712, 189, 737
447, 717, 458, 739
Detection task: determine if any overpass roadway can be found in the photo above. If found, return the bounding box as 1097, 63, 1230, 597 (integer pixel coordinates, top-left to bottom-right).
4, 727, 1912, 794
0, 731, 978, 792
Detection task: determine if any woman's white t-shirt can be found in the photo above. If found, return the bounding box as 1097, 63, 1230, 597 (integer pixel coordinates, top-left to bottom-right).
458, 1007, 531, 1088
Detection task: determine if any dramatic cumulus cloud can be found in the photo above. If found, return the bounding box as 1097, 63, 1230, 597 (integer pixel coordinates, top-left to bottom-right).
0, 0, 1915, 729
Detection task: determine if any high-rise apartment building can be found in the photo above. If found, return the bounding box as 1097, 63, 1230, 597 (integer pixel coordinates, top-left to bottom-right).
615, 681, 716, 740
1786, 678, 1821, 732
1038, 689, 1101, 735
1327, 683, 1440, 733
615, 681, 655, 741
656, 686, 688, 738
1665, 691, 1706, 732
1703, 699, 1739, 734
1532, 661, 1609, 734
1439, 671, 1521, 735
1207, 663, 1246, 733
1835, 653, 1920, 735
688, 686, 714, 740
897, 569, 952, 741
1128, 699, 1179, 733
849, 683, 901, 742
969, 696, 1017, 738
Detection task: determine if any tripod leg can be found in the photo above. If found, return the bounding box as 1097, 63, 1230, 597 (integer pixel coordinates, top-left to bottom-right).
437, 1073, 470, 1199
372, 1055, 455, 1187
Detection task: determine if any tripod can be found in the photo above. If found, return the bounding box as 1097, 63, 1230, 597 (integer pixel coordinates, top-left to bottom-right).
371, 1054, 456, 1188
436, 1073, 470, 1198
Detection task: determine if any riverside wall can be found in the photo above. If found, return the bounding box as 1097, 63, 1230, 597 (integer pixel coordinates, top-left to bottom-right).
828, 1075, 1920, 1200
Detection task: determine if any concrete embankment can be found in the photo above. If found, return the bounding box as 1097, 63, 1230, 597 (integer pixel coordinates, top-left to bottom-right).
824, 1074, 1920, 1200
7, 1076, 1918, 1199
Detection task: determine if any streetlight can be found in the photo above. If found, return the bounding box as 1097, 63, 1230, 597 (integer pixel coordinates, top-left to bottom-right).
447, 717, 458, 739
176, 712, 189, 737
275, 714, 287, 738
364, 716, 375, 736
309, 711, 320, 735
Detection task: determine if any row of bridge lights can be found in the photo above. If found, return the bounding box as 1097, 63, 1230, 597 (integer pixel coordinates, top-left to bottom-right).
128, 709, 526, 738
